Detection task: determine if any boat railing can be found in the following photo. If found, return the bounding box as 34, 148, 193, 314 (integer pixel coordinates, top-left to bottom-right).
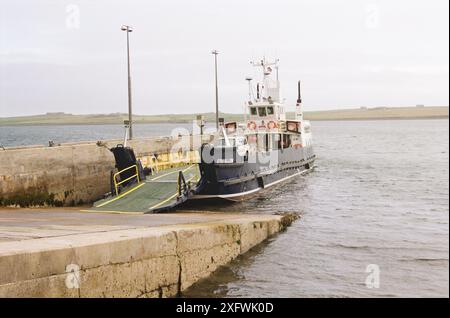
113, 164, 140, 195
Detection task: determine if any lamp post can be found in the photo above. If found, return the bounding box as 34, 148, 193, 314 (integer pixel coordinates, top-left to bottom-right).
121, 25, 133, 140
211, 50, 219, 130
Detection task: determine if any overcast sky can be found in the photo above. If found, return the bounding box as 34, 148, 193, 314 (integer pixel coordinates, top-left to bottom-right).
0, 0, 448, 117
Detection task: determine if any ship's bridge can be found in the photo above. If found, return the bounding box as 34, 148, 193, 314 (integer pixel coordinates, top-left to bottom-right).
247, 102, 286, 130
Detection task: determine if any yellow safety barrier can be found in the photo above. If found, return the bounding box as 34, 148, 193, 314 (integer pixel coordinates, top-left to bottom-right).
145, 150, 200, 173
113, 164, 140, 195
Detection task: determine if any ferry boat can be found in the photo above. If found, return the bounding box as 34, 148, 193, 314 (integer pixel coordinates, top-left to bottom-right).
91, 58, 316, 213
195, 58, 316, 201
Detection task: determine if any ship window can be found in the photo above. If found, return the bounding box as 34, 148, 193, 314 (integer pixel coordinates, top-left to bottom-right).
272, 133, 280, 150
267, 106, 274, 115
258, 107, 267, 117
277, 134, 283, 149
250, 107, 257, 116
282, 134, 292, 148
257, 134, 266, 152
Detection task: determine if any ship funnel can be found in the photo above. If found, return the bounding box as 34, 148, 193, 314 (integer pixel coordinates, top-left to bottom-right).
297, 80, 302, 105
295, 80, 303, 121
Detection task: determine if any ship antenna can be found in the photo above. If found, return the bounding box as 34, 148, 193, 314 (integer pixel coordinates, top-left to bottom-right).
250, 58, 279, 102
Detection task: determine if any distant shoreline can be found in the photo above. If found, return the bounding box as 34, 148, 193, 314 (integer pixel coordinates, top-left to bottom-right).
310, 116, 449, 121
0, 106, 448, 126
0, 117, 448, 127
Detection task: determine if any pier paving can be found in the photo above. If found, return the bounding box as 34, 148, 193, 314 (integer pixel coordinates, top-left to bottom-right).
0, 208, 262, 243
0, 207, 297, 297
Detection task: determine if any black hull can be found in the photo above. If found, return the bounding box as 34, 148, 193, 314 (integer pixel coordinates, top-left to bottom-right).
196, 146, 315, 201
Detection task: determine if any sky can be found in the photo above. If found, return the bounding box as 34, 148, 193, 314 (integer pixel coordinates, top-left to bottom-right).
0, 0, 448, 117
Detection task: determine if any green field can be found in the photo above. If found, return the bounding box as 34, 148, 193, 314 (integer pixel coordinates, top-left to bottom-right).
304, 106, 448, 121
0, 106, 447, 126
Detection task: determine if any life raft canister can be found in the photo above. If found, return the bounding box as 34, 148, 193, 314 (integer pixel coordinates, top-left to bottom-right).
267, 121, 278, 129
247, 121, 257, 130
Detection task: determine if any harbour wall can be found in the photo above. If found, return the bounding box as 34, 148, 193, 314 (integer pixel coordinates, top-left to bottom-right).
0, 213, 297, 298
0, 135, 212, 207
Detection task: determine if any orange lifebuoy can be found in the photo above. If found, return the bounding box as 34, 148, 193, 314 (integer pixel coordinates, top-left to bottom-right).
247, 121, 257, 130
267, 121, 278, 129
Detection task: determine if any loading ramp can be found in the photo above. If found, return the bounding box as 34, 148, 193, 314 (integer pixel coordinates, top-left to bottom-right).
86, 164, 201, 214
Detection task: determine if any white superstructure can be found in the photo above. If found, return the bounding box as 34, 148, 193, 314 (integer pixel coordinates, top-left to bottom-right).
223, 58, 313, 150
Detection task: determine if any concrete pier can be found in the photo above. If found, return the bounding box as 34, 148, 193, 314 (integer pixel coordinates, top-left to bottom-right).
0, 208, 297, 297
0, 134, 212, 207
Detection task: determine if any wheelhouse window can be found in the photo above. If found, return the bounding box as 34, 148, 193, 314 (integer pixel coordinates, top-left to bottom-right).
250, 107, 257, 116
258, 107, 267, 117
267, 106, 274, 115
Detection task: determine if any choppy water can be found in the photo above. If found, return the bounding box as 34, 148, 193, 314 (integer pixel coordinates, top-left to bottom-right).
183, 119, 449, 297
1, 119, 448, 297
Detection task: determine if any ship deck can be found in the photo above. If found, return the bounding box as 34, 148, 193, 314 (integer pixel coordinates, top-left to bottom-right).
85, 164, 201, 214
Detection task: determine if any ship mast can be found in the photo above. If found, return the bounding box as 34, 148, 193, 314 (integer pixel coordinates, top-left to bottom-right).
250, 57, 280, 103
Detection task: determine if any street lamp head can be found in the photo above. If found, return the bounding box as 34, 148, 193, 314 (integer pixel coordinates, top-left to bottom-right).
245, 77, 252, 82
121, 25, 133, 32
211, 50, 219, 55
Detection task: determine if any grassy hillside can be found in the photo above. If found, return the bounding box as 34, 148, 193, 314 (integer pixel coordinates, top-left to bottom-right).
304, 106, 449, 121
0, 106, 447, 126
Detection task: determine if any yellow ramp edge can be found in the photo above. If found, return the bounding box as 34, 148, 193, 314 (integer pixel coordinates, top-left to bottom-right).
84, 165, 201, 214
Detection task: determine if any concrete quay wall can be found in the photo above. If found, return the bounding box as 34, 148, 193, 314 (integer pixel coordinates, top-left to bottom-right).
0, 134, 211, 207
0, 214, 297, 298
